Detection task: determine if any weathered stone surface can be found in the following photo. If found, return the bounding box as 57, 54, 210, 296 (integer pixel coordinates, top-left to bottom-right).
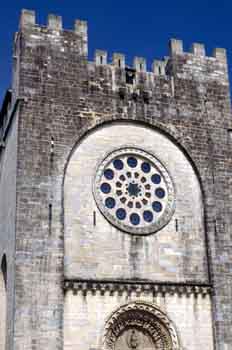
0, 97, 18, 350
64, 292, 214, 350
64, 123, 206, 282
0, 8, 231, 350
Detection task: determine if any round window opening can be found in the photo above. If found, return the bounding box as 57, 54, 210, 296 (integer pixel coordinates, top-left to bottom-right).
93, 147, 175, 235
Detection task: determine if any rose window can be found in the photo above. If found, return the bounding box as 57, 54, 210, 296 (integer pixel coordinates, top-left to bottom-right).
93, 147, 175, 235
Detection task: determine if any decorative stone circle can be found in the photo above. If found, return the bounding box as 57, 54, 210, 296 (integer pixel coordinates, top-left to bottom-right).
93, 147, 175, 235
102, 301, 180, 350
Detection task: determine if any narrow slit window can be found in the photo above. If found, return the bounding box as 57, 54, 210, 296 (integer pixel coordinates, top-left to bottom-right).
175, 218, 178, 232
49, 204, 52, 235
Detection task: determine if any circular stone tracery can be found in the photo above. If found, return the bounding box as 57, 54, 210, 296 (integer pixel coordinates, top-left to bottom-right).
94, 147, 175, 235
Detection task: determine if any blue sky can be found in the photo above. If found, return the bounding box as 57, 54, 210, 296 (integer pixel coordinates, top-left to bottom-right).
0, 0, 231, 104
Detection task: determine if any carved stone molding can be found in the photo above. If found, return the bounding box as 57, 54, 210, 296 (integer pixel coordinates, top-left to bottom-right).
64, 280, 212, 297
102, 301, 180, 350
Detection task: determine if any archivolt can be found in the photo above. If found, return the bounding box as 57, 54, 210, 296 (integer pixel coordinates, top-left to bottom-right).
102, 301, 180, 350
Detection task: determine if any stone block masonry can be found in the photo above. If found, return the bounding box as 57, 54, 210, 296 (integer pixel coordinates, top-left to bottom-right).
0, 8, 231, 350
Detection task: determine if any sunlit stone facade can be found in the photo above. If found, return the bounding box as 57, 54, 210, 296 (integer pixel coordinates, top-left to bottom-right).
0, 9, 231, 350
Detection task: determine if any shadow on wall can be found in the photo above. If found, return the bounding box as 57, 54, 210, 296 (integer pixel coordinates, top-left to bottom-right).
0, 255, 7, 350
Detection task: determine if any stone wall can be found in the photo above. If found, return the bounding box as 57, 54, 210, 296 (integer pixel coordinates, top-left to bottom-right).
64, 123, 207, 283
64, 289, 214, 350
0, 105, 18, 350
0, 8, 231, 350
0, 256, 7, 350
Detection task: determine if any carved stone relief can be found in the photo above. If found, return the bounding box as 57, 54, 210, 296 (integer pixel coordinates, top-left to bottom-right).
115, 328, 154, 350
102, 301, 180, 350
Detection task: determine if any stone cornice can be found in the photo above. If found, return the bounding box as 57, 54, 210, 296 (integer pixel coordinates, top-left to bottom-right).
64, 279, 212, 297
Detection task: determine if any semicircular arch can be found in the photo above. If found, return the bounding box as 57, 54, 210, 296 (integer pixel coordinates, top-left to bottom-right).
63, 121, 208, 282
102, 300, 180, 350
63, 119, 206, 203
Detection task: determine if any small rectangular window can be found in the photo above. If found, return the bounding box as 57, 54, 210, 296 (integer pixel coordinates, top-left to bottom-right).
125, 68, 136, 85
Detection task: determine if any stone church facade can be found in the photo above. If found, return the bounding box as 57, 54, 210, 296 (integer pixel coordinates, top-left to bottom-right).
0, 8, 231, 350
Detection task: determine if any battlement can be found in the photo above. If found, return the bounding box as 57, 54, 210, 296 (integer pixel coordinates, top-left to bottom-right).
169, 38, 227, 63
19, 9, 227, 75
19, 9, 88, 56
93, 40, 227, 73
20, 9, 87, 35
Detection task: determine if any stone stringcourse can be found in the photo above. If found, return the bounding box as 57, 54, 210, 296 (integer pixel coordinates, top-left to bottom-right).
64, 280, 213, 297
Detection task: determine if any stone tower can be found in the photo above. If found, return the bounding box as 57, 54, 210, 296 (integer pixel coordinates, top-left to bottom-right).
0, 8, 231, 350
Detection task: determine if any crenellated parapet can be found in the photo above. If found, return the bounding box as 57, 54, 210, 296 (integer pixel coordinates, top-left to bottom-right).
92, 42, 227, 77
18, 9, 227, 72
14, 8, 229, 106
20, 9, 87, 36
18, 9, 88, 57
169, 38, 227, 63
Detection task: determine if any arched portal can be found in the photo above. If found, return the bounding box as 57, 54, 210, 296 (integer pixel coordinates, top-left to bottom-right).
0, 255, 7, 350
102, 301, 180, 350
